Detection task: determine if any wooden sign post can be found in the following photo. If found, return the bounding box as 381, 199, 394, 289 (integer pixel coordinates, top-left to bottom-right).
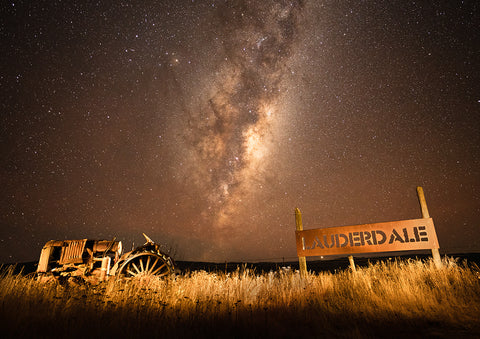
295, 187, 442, 274
295, 208, 308, 277
416, 186, 442, 267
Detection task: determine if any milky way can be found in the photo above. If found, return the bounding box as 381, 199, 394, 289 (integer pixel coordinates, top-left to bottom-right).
1, 0, 479, 263
174, 1, 304, 244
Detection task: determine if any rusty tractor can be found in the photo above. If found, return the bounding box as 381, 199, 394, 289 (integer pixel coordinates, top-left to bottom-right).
36, 233, 174, 282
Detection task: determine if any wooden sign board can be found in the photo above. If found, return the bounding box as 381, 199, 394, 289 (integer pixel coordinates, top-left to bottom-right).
296, 217, 439, 257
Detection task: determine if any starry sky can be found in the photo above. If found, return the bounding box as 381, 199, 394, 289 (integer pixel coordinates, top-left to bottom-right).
1, 0, 479, 263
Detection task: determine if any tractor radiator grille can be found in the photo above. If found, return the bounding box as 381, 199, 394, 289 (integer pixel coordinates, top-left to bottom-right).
59, 239, 87, 264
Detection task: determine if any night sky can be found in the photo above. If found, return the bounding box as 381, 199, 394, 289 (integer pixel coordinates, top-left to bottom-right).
1, 0, 479, 263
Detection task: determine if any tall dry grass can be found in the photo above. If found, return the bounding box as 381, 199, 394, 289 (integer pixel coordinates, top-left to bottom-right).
1, 257, 479, 338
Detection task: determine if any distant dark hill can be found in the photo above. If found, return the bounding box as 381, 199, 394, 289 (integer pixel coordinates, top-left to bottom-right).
176, 252, 480, 274
3, 252, 480, 276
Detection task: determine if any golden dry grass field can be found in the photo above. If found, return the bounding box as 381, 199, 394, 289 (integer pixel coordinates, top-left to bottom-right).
1, 257, 479, 338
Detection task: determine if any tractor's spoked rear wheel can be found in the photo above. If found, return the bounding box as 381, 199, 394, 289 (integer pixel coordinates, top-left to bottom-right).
120, 253, 172, 278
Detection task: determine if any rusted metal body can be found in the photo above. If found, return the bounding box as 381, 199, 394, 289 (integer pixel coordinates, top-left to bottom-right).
37, 234, 174, 282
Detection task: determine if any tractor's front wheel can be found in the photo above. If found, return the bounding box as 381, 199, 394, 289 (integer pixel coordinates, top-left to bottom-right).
118, 252, 174, 278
